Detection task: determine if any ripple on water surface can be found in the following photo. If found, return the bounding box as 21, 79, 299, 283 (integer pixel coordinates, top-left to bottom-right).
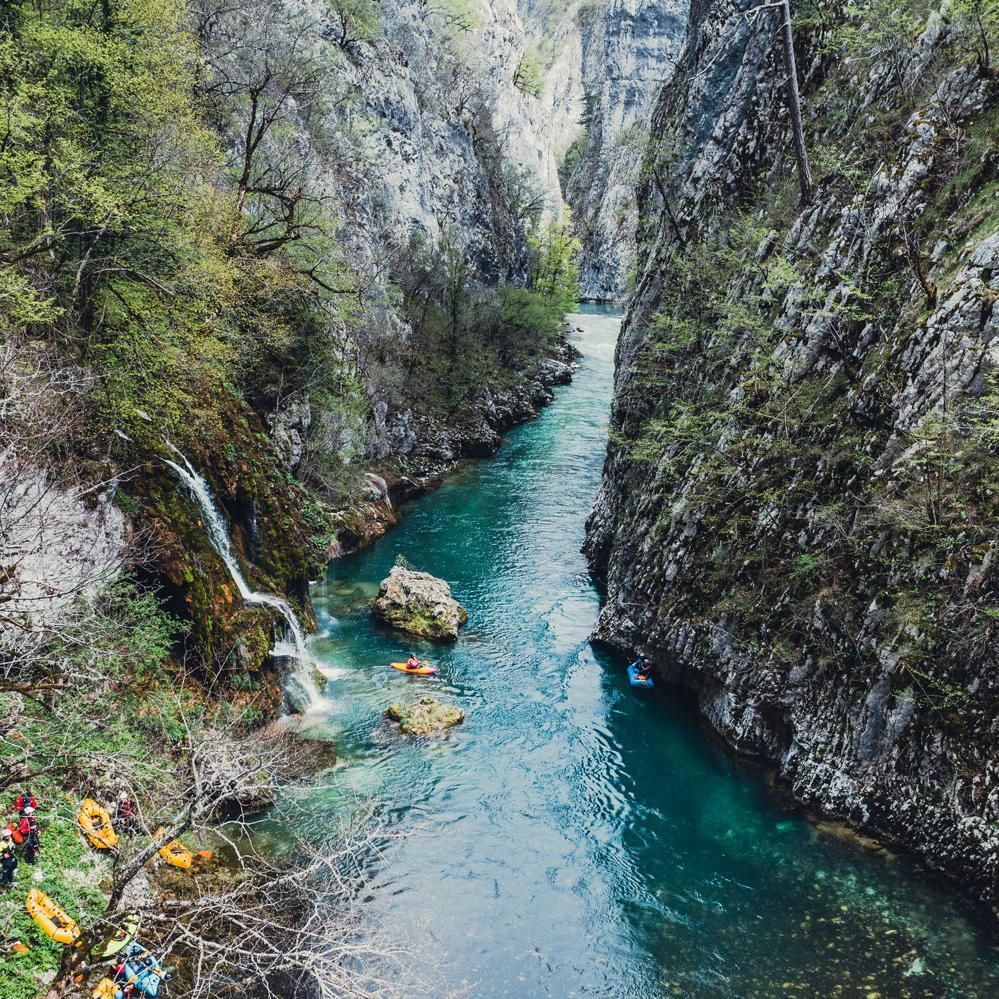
289, 307, 997, 997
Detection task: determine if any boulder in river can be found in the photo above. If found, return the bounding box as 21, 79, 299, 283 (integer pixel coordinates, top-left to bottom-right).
385, 698, 464, 736
373, 565, 468, 640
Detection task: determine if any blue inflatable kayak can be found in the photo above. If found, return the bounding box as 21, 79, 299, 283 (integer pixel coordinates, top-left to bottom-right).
628, 662, 654, 689
122, 942, 166, 997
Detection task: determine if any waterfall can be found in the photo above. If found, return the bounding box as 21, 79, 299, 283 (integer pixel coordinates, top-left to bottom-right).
162, 443, 321, 712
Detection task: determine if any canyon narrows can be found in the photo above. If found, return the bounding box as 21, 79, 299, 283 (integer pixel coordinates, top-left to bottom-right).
3, 1, 998, 996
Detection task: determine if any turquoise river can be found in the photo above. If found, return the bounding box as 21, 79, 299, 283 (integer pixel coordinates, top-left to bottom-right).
290, 306, 997, 996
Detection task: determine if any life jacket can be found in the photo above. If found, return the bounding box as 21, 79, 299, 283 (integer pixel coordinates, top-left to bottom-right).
18, 817, 30, 837
6, 822, 23, 845
14, 794, 36, 813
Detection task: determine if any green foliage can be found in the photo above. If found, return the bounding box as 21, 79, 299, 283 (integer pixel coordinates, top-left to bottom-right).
513, 50, 544, 98
325, 0, 381, 49
944, 0, 999, 67
392, 225, 571, 417
528, 208, 582, 316
822, 1, 925, 62
427, 0, 479, 45
0, 0, 365, 456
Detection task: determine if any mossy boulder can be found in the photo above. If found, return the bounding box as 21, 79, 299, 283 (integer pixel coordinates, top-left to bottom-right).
373, 566, 468, 640
385, 698, 465, 736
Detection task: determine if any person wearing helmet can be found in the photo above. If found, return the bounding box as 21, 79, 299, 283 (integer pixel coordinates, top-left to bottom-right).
405, 654, 421, 671
115, 791, 136, 834
628, 657, 652, 682
0, 834, 16, 889
14, 789, 37, 815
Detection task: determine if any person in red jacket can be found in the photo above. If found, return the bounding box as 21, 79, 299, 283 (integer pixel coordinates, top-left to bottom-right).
19, 807, 39, 865
14, 788, 37, 815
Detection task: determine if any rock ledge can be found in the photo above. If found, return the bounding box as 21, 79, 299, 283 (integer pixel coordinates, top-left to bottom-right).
386, 698, 465, 736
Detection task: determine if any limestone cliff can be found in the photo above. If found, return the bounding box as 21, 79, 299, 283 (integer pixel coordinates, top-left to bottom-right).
586, 0, 999, 908
566, 0, 687, 300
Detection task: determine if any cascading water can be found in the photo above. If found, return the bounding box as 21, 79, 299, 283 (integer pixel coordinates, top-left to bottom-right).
162, 443, 321, 712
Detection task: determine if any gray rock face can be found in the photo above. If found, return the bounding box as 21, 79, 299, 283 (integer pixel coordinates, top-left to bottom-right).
586, 0, 999, 908
566, 0, 687, 300
1, 476, 125, 656
374, 566, 469, 641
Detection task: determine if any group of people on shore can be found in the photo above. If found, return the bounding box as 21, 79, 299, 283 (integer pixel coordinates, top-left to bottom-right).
1, 789, 40, 888
1, 787, 138, 891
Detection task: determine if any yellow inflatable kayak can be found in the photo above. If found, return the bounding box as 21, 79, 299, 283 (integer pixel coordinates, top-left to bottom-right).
25, 888, 80, 945
390, 661, 437, 676
153, 827, 194, 869
92, 979, 119, 999
78, 797, 118, 850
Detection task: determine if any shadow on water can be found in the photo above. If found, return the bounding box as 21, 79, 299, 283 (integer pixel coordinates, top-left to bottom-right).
284, 305, 997, 997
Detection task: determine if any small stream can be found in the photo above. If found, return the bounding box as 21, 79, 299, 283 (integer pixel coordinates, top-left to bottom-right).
284, 307, 997, 996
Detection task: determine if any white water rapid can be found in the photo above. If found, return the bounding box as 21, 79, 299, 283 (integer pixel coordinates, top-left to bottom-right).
163, 443, 321, 712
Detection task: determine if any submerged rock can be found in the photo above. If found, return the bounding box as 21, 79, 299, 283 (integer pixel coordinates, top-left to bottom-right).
385, 698, 464, 737
373, 566, 468, 641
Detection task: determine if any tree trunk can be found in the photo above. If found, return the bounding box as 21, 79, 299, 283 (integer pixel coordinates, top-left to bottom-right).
777, 0, 815, 205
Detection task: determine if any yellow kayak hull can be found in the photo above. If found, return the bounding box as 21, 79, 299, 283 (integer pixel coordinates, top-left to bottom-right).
390, 661, 437, 676
25, 888, 80, 946
78, 797, 118, 850
153, 827, 194, 869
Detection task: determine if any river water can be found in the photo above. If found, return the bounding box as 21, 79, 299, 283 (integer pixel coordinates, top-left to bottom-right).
294, 306, 996, 996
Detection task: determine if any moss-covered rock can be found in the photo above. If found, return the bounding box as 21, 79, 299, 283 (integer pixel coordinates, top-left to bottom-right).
373, 565, 468, 640
385, 698, 465, 736
118, 388, 321, 707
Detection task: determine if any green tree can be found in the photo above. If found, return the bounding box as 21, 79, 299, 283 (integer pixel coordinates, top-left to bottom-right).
529, 208, 582, 315
326, 0, 380, 50
513, 50, 544, 98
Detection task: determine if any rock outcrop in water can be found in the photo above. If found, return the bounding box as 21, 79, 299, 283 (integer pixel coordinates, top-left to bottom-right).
586, 0, 999, 909
374, 566, 469, 641
386, 698, 465, 736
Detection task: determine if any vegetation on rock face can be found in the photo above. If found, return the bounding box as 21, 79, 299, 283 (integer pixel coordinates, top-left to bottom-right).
591, 0, 999, 903
514, 50, 545, 98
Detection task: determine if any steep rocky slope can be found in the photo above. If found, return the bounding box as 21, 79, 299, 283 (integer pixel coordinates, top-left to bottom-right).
586, 0, 999, 908
566, 0, 687, 300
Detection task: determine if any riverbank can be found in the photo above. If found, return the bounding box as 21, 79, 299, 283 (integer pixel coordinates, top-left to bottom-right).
0, 317, 581, 999
329, 326, 581, 555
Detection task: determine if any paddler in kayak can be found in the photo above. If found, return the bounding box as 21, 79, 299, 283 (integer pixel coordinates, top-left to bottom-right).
405, 654, 423, 671
629, 657, 652, 683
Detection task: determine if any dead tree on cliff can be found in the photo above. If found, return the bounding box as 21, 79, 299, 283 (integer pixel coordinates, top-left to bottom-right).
776, 0, 815, 204
745, 1, 816, 205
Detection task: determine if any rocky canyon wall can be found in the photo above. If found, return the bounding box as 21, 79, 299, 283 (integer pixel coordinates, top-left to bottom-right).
586, 0, 999, 909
